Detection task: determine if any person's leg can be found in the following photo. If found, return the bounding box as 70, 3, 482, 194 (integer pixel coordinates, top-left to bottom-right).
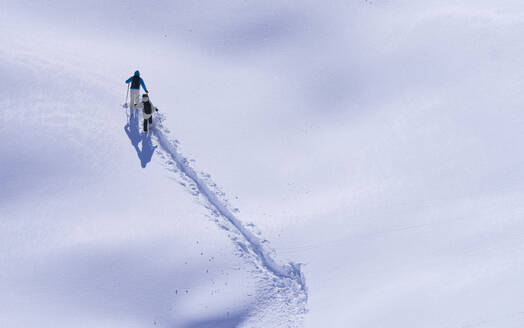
129, 90, 134, 116
129, 90, 133, 109
148, 117, 153, 132
130, 89, 139, 109
143, 119, 148, 132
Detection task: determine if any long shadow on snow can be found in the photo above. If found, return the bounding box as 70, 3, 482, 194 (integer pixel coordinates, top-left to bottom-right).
124, 109, 157, 168
181, 309, 250, 328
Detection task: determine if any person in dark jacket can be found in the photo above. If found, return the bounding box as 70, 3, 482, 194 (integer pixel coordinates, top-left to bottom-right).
136, 93, 158, 133
125, 70, 148, 109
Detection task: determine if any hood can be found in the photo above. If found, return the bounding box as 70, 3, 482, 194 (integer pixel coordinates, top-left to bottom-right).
134, 70, 140, 76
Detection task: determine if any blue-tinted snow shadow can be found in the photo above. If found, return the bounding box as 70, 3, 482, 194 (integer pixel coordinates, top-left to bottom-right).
30, 240, 253, 327
124, 108, 157, 168
201, 11, 305, 57
180, 309, 250, 328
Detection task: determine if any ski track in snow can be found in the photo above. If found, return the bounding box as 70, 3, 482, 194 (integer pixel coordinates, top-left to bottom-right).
149, 112, 308, 324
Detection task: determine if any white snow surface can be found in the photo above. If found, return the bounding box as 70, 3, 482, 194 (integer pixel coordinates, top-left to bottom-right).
2, 1, 524, 327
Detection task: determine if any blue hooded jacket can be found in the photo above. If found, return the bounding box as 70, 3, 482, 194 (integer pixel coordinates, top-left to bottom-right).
125, 70, 148, 92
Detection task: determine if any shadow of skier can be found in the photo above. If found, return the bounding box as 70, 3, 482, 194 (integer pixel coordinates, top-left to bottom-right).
124, 108, 157, 168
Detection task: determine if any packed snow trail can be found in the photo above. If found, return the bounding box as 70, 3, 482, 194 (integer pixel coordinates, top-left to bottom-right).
149, 113, 307, 320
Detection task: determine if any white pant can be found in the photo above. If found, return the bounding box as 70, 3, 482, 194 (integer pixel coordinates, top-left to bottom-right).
130, 89, 140, 109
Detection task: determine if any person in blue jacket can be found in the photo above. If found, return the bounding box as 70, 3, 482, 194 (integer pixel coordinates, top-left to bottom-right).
125, 70, 148, 110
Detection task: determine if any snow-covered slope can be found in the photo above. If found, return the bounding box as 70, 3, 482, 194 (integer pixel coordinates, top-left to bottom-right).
1, 2, 308, 327
0, 42, 261, 328
2, 1, 524, 327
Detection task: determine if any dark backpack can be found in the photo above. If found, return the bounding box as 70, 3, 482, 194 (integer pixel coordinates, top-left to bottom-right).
143, 101, 152, 114
131, 75, 140, 89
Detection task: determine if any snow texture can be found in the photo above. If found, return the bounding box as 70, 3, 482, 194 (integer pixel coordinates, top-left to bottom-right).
151, 112, 308, 320
3, 0, 524, 327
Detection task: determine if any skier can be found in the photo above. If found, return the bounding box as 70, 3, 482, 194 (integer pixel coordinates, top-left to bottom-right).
125, 70, 148, 110
136, 93, 158, 133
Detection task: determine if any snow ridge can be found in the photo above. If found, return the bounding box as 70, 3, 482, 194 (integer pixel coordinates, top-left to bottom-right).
151, 113, 307, 318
